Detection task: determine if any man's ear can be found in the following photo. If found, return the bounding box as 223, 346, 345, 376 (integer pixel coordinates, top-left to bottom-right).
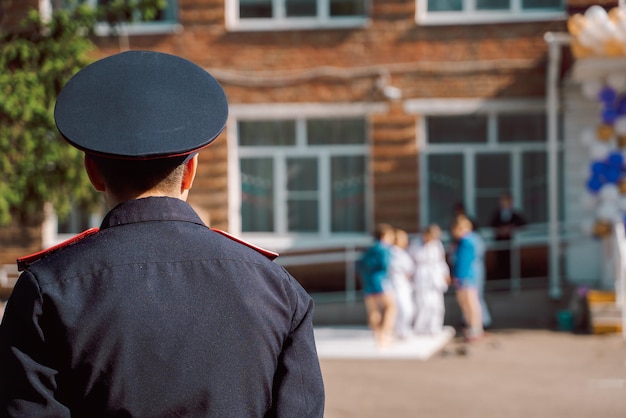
84, 155, 106, 192
181, 154, 198, 192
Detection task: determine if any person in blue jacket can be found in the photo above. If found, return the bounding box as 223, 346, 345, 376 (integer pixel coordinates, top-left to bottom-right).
357, 223, 397, 347
451, 215, 484, 342
0, 51, 324, 417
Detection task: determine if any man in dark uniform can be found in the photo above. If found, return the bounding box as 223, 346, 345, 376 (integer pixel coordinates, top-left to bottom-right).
489, 192, 527, 280
0, 51, 325, 417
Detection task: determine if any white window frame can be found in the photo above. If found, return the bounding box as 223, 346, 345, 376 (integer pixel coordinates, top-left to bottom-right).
227, 102, 386, 251
415, 0, 566, 26
405, 98, 561, 232
225, 0, 370, 32
46, 0, 181, 36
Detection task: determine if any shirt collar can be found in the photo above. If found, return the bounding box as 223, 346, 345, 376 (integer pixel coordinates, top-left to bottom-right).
100, 197, 205, 230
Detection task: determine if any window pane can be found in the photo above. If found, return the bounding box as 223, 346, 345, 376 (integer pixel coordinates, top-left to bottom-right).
241, 158, 274, 232
238, 120, 296, 146
330, 0, 366, 17
522, 0, 562, 10
427, 115, 488, 144
522, 152, 547, 223
331, 155, 366, 232
498, 114, 546, 143
427, 0, 462, 11
287, 158, 318, 191
307, 118, 367, 145
427, 154, 464, 229
476, 153, 510, 227
286, 0, 316, 17
240, 0, 272, 18
287, 200, 318, 232
476, 0, 510, 10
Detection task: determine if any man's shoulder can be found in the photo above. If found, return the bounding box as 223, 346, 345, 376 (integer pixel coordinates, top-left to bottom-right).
16, 228, 100, 272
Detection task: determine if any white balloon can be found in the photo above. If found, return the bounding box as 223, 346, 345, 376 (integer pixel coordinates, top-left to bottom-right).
585, 5, 609, 26
590, 141, 613, 160
599, 183, 620, 202
581, 78, 604, 100
596, 201, 620, 220
614, 116, 626, 135
580, 126, 598, 145
607, 72, 626, 92
619, 195, 626, 211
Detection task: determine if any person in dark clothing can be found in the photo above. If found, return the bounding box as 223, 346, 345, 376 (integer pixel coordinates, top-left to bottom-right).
0, 51, 325, 417
489, 193, 527, 280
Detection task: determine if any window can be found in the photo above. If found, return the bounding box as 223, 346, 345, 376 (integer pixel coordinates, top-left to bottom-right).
236, 117, 368, 239
227, 0, 368, 31
419, 102, 562, 230
50, 0, 180, 35
416, 0, 565, 25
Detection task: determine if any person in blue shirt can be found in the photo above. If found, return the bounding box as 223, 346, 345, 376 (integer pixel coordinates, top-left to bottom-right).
357, 223, 397, 347
451, 215, 484, 341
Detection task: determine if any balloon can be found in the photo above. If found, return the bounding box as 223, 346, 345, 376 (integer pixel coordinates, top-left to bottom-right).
581, 126, 598, 145
602, 106, 619, 124
620, 177, 626, 194
617, 135, 626, 148
590, 140, 613, 160
614, 115, 626, 135
599, 183, 620, 201
599, 86, 617, 104
592, 219, 613, 238
596, 201, 620, 220
581, 79, 604, 100
591, 161, 606, 175
585, 5, 610, 27
567, 14, 585, 37
607, 151, 624, 167
619, 195, 626, 211
587, 175, 603, 193
608, 73, 626, 92
596, 123, 614, 141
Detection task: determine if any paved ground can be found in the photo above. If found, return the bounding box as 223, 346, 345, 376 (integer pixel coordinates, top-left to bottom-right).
314, 288, 626, 418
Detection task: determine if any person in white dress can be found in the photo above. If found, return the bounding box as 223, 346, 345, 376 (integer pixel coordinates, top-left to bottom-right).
388, 228, 416, 339
409, 224, 451, 335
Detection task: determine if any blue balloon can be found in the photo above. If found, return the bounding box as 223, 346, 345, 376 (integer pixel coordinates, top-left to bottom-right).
600, 86, 618, 104
618, 96, 626, 114
608, 152, 624, 168
606, 166, 621, 183
587, 175, 603, 192
602, 106, 619, 125
591, 161, 606, 175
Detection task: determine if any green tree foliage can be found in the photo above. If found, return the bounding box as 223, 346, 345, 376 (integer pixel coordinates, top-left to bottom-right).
0, 0, 165, 226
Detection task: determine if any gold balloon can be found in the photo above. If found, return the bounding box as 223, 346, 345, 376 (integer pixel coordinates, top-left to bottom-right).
567, 14, 585, 37
617, 135, 626, 148
571, 39, 594, 58
592, 220, 612, 238
597, 124, 615, 141
619, 178, 626, 194
604, 39, 625, 57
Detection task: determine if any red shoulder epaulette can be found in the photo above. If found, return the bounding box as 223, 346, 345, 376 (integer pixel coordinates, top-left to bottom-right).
16, 228, 100, 271
211, 228, 279, 261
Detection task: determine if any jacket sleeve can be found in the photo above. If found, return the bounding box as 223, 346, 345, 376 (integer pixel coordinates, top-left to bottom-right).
268, 274, 325, 418
0, 271, 70, 416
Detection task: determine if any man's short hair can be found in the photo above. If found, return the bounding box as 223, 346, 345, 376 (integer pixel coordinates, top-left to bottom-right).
90, 155, 187, 197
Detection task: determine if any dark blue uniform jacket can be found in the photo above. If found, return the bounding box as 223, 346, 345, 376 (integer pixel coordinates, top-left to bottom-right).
0, 197, 324, 417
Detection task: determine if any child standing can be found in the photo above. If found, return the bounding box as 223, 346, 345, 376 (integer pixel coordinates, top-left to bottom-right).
409, 224, 450, 335
388, 228, 416, 339
357, 223, 397, 348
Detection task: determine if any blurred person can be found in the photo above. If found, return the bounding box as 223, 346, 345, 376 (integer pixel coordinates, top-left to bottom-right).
388, 228, 415, 339
357, 223, 397, 347
489, 192, 527, 280
409, 224, 451, 335
0, 51, 324, 416
451, 215, 483, 342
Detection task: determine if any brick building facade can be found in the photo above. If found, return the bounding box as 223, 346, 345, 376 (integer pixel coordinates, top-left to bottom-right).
2, 1, 607, 293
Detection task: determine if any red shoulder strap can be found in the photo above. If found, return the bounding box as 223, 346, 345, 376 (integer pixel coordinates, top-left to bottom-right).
211, 228, 279, 261
17, 228, 100, 271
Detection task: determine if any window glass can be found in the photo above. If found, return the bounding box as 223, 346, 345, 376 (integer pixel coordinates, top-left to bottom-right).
307, 118, 367, 145
287, 200, 319, 232
287, 158, 318, 191
522, 0, 562, 9
498, 114, 546, 143
286, 0, 317, 17
427, 0, 462, 11
286, 158, 319, 232
427, 154, 464, 229
476, 153, 510, 227
238, 120, 296, 146
330, 0, 366, 16
240, 0, 272, 18
476, 0, 510, 10
522, 151, 547, 223
331, 155, 366, 232
427, 115, 488, 144
241, 158, 274, 232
